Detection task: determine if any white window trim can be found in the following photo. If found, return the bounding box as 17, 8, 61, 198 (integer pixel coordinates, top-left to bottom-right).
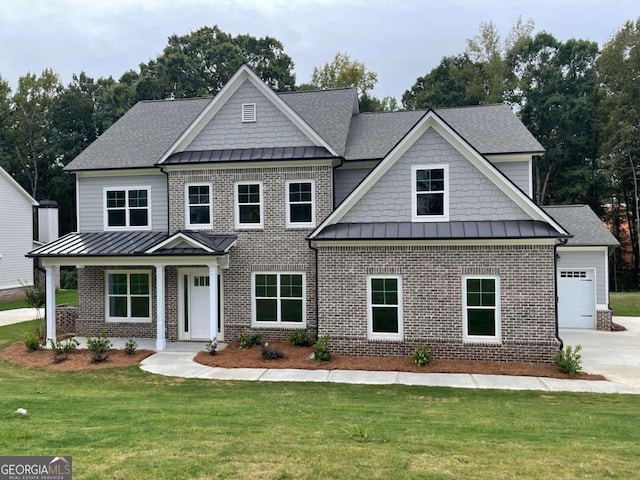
411, 164, 449, 222
251, 272, 307, 328
184, 182, 213, 229
242, 102, 256, 123
105, 270, 152, 323
235, 181, 264, 229
285, 179, 315, 228
462, 275, 501, 343
367, 275, 403, 341
103, 186, 152, 231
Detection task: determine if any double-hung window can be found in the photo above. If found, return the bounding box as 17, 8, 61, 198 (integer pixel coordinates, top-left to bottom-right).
185, 183, 212, 229
105, 187, 151, 230
106, 271, 151, 322
463, 276, 501, 342
235, 182, 263, 228
286, 180, 315, 227
367, 275, 403, 340
412, 165, 448, 221
252, 272, 305, 326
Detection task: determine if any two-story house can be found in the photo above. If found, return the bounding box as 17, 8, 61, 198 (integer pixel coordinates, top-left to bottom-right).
30, 65, 618, 362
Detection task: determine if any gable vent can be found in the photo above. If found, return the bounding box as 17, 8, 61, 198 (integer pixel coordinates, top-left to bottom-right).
242, 103, 256, 123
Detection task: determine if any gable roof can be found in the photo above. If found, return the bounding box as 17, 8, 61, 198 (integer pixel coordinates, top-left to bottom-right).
310, 109, 567, 240
543, 205, 620, 247
0, 166, 38, 205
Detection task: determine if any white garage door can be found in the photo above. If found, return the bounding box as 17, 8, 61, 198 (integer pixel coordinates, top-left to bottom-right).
558, 270, 595, 329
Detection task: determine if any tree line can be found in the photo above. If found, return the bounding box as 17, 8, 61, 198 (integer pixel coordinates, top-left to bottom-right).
0, 20, 638, 286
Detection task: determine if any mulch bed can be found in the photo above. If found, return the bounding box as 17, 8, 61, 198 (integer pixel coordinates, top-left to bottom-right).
195, 340, 605, 380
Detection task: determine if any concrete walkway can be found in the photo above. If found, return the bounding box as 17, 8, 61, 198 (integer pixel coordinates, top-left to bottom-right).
0, 308, 40, 327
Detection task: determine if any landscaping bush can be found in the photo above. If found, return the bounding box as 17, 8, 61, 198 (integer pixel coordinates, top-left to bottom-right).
206, 339, 218, 355
237, 333, 263, 349
261, 343, 285, 360
412, 345, 432, 366
313, 335, 331, 362
553, 345, 582, 376
124, 339, 138, 355
87, 331, 112, 363
23, 331, 42, 351
49, 337, 79, 355
289, 328, 309, 347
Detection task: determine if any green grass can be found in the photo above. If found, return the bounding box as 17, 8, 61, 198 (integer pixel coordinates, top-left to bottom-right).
0, 289, 77, 311
1, 322, 640, 479
610, 291, 640, 316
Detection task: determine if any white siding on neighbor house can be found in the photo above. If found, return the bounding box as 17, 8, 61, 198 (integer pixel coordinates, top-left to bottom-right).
341, 128, 530, 223
0, 175, 35, 289
557, 249, 608, 305
185, 80, 315, 151
77, 172, 168, 232
493, 160, 531, 197
334, 167, 373, 207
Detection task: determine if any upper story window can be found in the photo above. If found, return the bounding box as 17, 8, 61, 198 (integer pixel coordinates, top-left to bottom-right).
463, 275, 501, 343
411, 165, 449, 222
286, 180, 315, 228
242, 103, 256, 123
104, 187, 151, 230
235, 181, 263, 229
185, 183, 212, 229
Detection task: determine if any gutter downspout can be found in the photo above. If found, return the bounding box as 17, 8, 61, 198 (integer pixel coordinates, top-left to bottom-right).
554, 238, 568, 350
308, 239, 320, 342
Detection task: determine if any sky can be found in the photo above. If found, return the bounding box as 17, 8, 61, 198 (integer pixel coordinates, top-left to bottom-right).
0, 0, 638, 101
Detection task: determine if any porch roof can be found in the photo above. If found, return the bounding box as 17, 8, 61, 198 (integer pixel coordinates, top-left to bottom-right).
28, 231, 237, 258
311, 220, 569, 241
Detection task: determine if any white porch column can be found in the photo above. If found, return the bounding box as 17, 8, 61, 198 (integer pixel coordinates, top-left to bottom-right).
155, 264, 166, 351
209, 264, 219, 341
45, 265, 56, 344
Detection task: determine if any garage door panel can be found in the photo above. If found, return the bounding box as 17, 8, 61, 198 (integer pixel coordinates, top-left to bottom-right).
558, 270, 595, 329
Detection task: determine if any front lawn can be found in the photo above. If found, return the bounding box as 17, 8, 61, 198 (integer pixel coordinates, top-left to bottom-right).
610, 291, 640, 316
0, 289, 77, 311
1, 321, 639, 479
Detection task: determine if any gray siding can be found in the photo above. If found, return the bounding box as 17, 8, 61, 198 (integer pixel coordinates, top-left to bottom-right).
494, 160, 531, 196
341, 128, 529, 223
186, 80, 315, 151
0, 175, 34, 289
77, 173, 168, 232
557, 249, 608, 305
334, 167, 372, 207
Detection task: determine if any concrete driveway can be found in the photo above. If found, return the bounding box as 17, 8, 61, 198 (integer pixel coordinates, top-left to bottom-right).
560, 316, 640, 390
0, 308, 40, 327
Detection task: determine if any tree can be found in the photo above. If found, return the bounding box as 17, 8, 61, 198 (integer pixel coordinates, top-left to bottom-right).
0, 75, 12, 169
134, 26, 296, 100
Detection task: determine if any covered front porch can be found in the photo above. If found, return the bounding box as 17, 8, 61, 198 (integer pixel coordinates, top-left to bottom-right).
28, 230, 237, 351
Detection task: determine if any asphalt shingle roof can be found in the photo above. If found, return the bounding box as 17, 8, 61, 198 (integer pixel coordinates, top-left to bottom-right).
543, 205, 620, 246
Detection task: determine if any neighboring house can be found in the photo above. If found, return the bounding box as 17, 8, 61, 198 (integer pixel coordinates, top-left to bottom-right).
29, 65, 616, 361
0, 166, 38, 298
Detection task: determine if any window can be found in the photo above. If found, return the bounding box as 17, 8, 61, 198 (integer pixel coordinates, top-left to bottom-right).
104, 187, 151, 230
185, 183, 212, 229
367, 275, 403, 340
252, 272, 305, 326
286, 180, 315, 227
242, 103, 256, 123
411, 165, 448, 221
235, 182, 263, 228
463, 276, 500, 342
106, 271, 151, 322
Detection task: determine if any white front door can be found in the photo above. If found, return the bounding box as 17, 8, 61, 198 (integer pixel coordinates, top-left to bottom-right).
179, 269, 223, 340
558, 269, 596, 329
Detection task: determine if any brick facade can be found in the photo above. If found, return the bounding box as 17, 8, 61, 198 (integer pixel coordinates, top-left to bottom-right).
596, 309, 613, 331
316, 244, 561, 363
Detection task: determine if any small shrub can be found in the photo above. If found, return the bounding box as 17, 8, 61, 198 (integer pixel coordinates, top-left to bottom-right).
237, 333, 263, 349
412, 345, 432, 366
49, 337, 79, 355
205, 339, 218, 355
289, 328, 309, 347
261, 342, 285, 360
60, 267, 78, 289
87, 331, 112, 363
313, 335, 331, 362
23, 331, 42, 352
553, 344, 582, 376
124, 339, 138, 355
